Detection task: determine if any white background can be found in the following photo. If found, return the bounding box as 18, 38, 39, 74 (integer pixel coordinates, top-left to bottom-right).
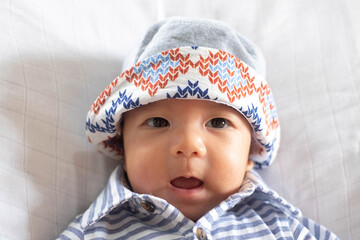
0, 0, 359, 239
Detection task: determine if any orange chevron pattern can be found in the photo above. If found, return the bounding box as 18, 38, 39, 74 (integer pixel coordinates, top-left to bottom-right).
197, 50, 279, 136
91, 78, 118, 114
121, 48, 195, 97
91, 85, 112, 114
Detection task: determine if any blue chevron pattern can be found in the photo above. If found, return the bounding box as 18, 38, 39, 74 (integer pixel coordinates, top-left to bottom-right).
208, 58, 247, 89
86, 90, 140, 133
133, 56, 180, 84
166, 80, 212, 99
239, 104, 262, 132
253, 138, 276, 169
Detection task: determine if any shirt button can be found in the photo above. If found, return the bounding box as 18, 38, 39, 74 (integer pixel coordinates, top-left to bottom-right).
140, 201, 156, 213
196, 228, 207, 240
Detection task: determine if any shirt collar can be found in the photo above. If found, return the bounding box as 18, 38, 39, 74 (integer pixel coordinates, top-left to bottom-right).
80, 165, 134, 229
234, 169, 302, 217
80, 166, 301, 229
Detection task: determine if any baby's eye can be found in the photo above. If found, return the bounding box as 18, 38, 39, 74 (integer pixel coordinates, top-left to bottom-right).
205, 118, 229, 128
146, 117, 170, 128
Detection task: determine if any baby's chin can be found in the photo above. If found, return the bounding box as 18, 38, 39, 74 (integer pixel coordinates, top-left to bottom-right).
161, 190, 229, 222
170, 197, 223, 222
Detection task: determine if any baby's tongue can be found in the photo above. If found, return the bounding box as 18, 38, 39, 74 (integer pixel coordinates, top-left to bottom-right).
171, 177, 203, 189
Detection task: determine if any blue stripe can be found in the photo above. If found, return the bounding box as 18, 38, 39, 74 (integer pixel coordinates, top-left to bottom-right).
293, 223, 303, 238
100, 181, 109, 216
137, 218, 188, 240
153, 208, 179, 228
106, 175, 113, 207
100, 210, 137, 225
325, 229, 332, 240
57, 234, 71, 240
315, 222, 321, 239
96, 210, 187, 239
141, 213, 191, 239
212, 208, 255, 228
170, 215, 191, 233
121, 225, 158, 239
305, 231, 316, 240
99, 210, 157, 227
183, 227, 193, 236
269, 226, 290, 235
66, 226, 84, 240
86, 219, 142, 235
115, 167, 125, 200
204, 211, 215, 223
213, 219, 265, 233
86, 201, 96, 228
302, 217, 309, 228
260, 208, 285, 219
264, 214, 286, 227
216, 228, 272, 240
213, 207, 292, 237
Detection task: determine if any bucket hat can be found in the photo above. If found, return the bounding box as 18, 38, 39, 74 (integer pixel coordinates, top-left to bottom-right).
85, 17, 280, 168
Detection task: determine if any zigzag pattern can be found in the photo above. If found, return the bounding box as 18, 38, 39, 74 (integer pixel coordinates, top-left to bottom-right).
166, 80, 211, 99
238, 104, 276, 165
86, 118, 114, 134
91, 78, 118, 114
197, 50, 278, 135
263, 94, 279, 136
239, 104, 262, 132
86, 90, 139, 134
89, 47, 278, 136
253, 138, 277, 169
198, 54, 253, 102
120, 48, 196, 97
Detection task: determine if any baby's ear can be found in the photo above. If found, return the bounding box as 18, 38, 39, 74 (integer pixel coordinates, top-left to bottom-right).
246, 159, 254, 171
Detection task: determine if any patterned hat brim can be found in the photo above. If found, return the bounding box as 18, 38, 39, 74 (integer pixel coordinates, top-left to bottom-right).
86, 46, 280, 168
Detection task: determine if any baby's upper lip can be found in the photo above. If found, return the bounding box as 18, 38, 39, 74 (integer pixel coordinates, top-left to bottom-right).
170, 176, 204, 189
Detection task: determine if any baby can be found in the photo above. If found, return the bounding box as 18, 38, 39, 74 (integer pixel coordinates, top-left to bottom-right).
58, 18, 338, 239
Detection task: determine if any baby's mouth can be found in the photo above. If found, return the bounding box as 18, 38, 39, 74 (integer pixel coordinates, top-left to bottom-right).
170, 177, 204, 189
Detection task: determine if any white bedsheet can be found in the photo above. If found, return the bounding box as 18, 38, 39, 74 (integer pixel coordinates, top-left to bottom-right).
0, 0, 359, 239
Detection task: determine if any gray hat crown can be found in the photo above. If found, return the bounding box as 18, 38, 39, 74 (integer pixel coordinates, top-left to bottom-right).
122, 17, 266, 79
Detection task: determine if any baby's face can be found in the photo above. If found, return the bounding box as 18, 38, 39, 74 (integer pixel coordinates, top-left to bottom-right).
122, 99, 253, 221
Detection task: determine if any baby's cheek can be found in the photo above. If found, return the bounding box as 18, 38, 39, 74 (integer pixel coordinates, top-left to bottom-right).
128, 172, 149, 193
209, 155, 248, 186
127, 166, 158, 193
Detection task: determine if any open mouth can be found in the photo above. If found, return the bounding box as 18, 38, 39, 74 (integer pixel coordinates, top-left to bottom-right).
170, 177, 204, 190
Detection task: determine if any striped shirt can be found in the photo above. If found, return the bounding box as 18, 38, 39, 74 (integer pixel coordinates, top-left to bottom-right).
57, 166, 338, 240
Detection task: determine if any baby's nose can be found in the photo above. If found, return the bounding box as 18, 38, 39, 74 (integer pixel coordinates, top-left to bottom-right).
170, 125, 206, 158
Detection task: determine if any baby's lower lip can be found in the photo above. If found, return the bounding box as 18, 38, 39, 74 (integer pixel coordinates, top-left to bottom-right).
170, 177, 204, 189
